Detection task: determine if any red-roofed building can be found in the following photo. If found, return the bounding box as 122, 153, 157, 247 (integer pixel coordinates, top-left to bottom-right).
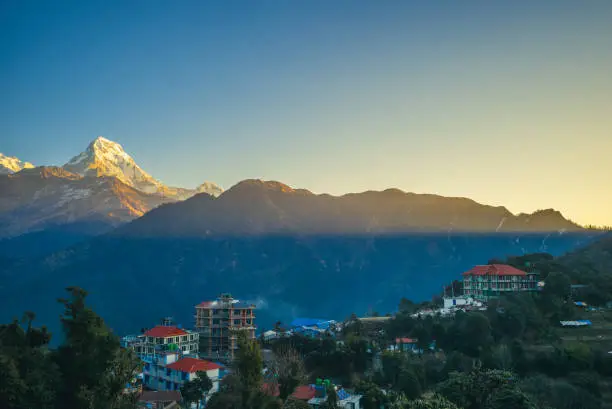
263, 384, 317, 401
132, 325, 199, 356
463, 264, 538, 300
143, 326, 188, 338
166, 357, 222, 373
141, 353, 222, 406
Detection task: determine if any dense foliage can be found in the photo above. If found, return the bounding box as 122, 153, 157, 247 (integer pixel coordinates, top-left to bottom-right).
0, 287, 142, 409
2, 234, 611, 408
263, 242, 612, 409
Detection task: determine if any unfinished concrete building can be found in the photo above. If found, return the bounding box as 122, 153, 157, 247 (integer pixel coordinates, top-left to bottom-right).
195, 293, 256, 361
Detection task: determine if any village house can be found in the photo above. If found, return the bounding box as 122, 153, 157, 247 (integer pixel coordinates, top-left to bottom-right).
141, 350, 222, 405
462, 264, 538, 300
307, 384, 362, 409
137, 390, 182, 409
128, 324, 199, 356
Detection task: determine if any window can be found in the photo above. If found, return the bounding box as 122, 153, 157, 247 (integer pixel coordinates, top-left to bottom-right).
234, 320, 241, 325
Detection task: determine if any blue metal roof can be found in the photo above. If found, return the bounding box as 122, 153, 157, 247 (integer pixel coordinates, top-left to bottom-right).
337, 389, 351, 400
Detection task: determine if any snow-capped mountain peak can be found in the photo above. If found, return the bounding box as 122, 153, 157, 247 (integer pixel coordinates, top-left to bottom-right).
64, 136, 164, 194
62, 136, 223, 199
196, 181, 224, 197
0, 153, 35, 174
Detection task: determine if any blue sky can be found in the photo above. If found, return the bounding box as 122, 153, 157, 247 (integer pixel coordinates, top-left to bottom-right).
1, 1, 611, 225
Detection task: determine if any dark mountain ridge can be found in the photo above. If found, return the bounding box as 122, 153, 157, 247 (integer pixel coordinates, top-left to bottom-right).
0, 179, 598, 342
119, 179, 582, 237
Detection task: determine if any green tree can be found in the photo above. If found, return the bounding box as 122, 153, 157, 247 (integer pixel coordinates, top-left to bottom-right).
397, 368, 422, 400
208, 333, 279, 409
235, 331, 264, 392
0, 355, 26, 408
323, 384, 339, 409
355, 380, 388, 409
406, 393, 459, 409
456, 313, 492, 358
0, 315, 60, 409
282, 397, 312, 409
181, 370, 213, 408
54, 287, 142, 409
438, 369, 517, 409
543, 272, 572, 300
486, 387, 537, 409
270, 346, 305, 402
520, 375, 600, 409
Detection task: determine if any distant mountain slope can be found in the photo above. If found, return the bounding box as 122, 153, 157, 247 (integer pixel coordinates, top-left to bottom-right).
120, 179, 582, 237
0, 153, 34, 174
0, 136, 222, 241
0, 232, 597, 342
0, 166, 175, 238
0, 178, 596, 341
63, 136, 223, 199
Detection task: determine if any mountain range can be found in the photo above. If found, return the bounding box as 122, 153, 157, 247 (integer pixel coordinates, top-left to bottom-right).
0, 136, 605, 342
118, 179, 583, 238
0, 172, 602, 341
0, 153, 34, 174
0, 137, 222, 239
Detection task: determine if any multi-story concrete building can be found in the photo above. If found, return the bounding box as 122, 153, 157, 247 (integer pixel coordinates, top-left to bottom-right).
462, 264, 538, 300
195, 293, 256, 361
132, 325, 199, 356
141, 350, 221, 405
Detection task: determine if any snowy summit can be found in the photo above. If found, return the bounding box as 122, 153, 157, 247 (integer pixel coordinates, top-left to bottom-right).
64, 136, 166, 195
0, 153, 34, 174
63, 136, 223, 199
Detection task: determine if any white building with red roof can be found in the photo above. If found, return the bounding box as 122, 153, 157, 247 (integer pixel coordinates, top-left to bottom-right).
462, 264, 538, 300
133, 325, 199, 356
141, 350, 222, 401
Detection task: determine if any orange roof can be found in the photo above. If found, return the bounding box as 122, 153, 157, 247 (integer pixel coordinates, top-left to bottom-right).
262, 384, 316, 401
143, 326, 188, 338
166, 357, 222, 373
292, 385, 317, 400
396, 337, 417, 344
462, 264, 527, 277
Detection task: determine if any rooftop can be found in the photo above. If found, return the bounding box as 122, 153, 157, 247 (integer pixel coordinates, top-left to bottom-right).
396, 337, 418, 344
143, 326, 188, 338
462, 264, 528, 277
196, 300, 255, 309
138, 390, 182, 403
262, 384, 320, 401
166, 357, 223, 373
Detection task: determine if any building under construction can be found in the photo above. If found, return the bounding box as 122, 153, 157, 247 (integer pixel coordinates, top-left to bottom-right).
195, 293, 256, 361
